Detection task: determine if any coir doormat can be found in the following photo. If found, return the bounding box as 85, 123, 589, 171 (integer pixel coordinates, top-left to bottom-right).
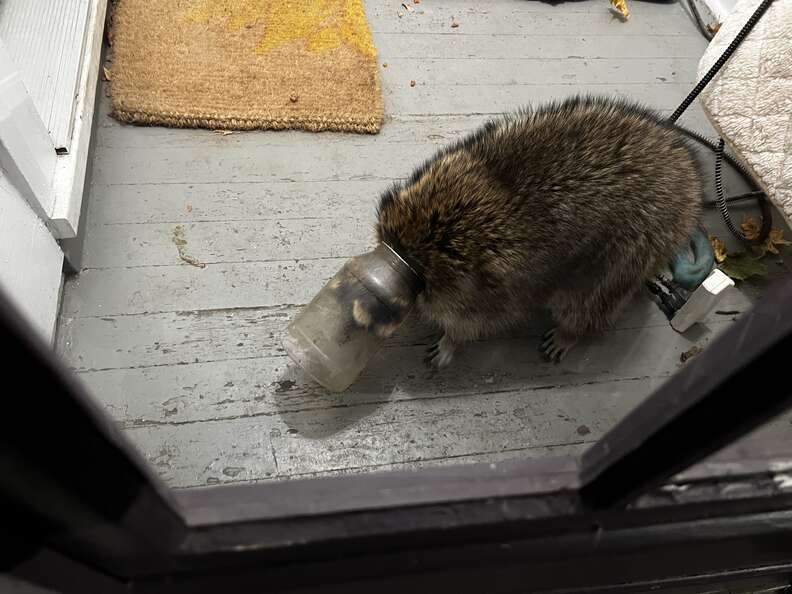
109, 0, 384, 133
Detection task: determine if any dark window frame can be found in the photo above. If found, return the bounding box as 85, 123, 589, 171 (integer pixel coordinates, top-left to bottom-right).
3, 277, 792, 593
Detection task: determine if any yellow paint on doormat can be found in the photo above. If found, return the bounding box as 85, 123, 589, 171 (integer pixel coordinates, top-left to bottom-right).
109, 0, 384, 133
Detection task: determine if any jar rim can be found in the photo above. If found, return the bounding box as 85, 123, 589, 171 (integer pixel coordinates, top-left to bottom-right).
382, 242, 425, 289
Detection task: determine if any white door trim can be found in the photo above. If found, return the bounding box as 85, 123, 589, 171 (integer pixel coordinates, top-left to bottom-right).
50, 0, 108, 239
0, 37, 57, 224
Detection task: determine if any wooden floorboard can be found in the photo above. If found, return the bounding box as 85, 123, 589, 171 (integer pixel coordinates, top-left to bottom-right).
58, 0, 788, 488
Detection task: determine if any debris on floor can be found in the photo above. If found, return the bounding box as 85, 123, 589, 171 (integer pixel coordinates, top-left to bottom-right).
213, 129, 234, 136
172, 225, 206, 268
679, 345, 703, 363
610, 0, 630, 20
451, 17, 460, 28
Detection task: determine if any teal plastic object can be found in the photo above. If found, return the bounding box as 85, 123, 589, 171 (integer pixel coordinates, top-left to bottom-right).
670, 227, 715, 290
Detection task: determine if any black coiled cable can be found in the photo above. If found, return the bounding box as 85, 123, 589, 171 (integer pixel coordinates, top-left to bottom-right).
668, 0, 775, 245
715, 138, 773, 242
675, 125, 759, 184
669, 0, 775, 125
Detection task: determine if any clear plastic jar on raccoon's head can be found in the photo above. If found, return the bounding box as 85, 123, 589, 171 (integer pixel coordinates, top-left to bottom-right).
282, 243, 423, 392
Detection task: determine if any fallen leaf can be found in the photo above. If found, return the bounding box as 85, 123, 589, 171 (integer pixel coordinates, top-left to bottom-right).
718, 251, 767, 281
762, 228, 792, 255
707, 22, 721, 34
741, 214, 761, 241
214, 129, 234, 136
179, 253, 207, 269
451, 18, 460, 27
102, 66, 112, 81
172, 225, 207, 269
410, 79, 416, 87
680, 345, 702, 363
740, 215, 792, 257
610, 0, 630, 19
748, 227, 792, 258
709, 235, 727, 263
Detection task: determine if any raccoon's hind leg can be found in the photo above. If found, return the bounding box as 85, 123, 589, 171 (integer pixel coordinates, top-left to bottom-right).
541, 328, 577, 362
425, 333, 458, 369
546, 264, 651, 362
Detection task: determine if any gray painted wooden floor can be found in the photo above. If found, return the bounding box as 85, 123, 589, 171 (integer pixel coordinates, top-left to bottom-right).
57, 0, 791, 489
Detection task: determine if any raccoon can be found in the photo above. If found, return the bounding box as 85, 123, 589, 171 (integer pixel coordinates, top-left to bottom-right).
375, 95, 703, 367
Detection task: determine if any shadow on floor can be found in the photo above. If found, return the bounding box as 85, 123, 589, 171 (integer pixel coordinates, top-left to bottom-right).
270, 296, 718, 439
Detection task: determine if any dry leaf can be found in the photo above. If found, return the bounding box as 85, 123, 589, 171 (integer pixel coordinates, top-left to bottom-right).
102, 66, 112, 81
709, 235, 727, 264
707, 22, 721, 34
172, 225, 206, 269
763, 228, 792, 254
451, 18, 460, 27
741, 214, 761, 241
742, 215, 792, 257
410, 79, 416, 87
680, 345, 702, 363
610, 0, 630, 19
213, 129, 234, 136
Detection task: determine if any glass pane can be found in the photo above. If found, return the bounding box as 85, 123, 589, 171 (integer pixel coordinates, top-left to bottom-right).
675, 412, 792, 484
51, 0, 791, 490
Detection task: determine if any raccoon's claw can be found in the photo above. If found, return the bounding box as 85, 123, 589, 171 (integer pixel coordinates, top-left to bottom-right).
424, 343, 439, 365
425, 335, 456, 369
541, 328, 577, 363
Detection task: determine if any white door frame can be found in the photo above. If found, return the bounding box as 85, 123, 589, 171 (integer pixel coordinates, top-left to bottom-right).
0, 36, 58, 226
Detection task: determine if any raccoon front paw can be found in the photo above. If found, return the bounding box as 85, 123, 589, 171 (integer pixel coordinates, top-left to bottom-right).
541, 328, 577, 363
425, 335, 457, 369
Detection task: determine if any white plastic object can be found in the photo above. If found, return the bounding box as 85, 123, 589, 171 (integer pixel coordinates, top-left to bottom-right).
670, 269, 735, 332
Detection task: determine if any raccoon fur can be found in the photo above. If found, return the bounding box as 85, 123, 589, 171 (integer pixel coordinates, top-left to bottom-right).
375, 95, 703, 367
